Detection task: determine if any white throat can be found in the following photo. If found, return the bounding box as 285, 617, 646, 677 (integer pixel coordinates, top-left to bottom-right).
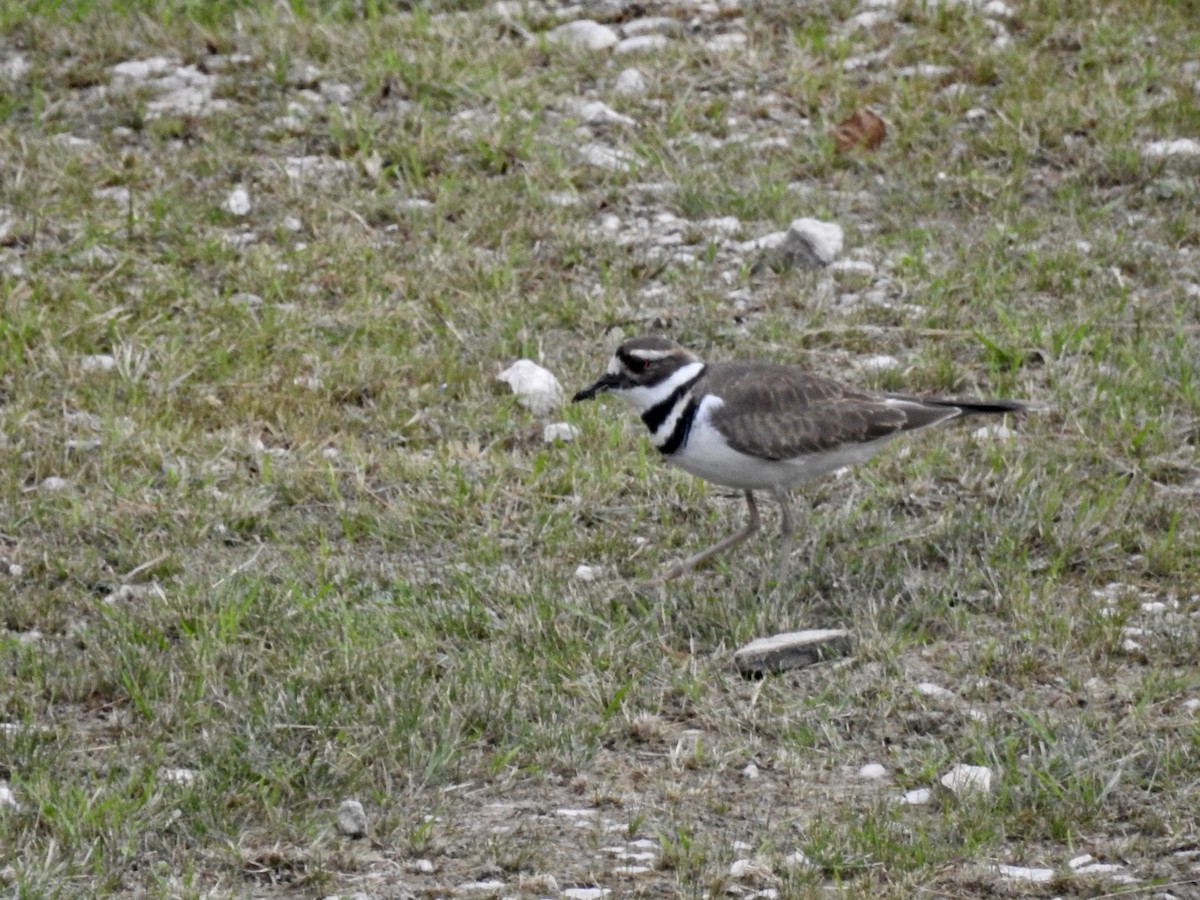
615, 361, 705, 413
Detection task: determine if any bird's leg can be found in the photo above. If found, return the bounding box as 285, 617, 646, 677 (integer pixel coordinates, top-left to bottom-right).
773, 486, 795, 587
659, 491, 761, 582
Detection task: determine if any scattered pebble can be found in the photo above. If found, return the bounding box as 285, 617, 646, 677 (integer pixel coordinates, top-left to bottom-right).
858, 763, 887, 780
859, 354, 901, 372
578, 142, 637, 172
780, 217, 844, 268
705, 33, 748, 52
915, 682, 957, 702
80, 354, 117, 372
940, 764, 993, 796
562, 889, 609, 900
782, 850, 815, 870
900, 788, 932, 805
741, 763, 760, 779
545, 20, 619, 51
973, 424, 1014, 441
614, 35, 672, 55
622, 16, 684, 37
733, 629, 854, 677
337, 799, 368, 838
497, 359, 564, 416
225, 187, 252, 216
40, 477, 71, 492
996, 864, 1055, 883
160, 767, 199, 786
0, 783, 20, 813
1068, 854, 1096, 869
565, 99, 635, 127
543, 422, 580, 443
1142, 139, 1200, 159
572, 564, 603, 581
614, 67, 648, 95
455, 879, 506, 893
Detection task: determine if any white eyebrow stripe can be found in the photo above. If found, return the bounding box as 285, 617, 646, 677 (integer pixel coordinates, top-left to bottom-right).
627, 349, 675, 361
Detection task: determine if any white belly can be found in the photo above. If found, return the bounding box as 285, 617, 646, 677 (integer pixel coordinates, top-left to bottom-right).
669, 397, 897, 490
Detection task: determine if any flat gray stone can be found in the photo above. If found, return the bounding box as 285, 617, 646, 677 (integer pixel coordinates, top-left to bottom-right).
734, 628, 853, 677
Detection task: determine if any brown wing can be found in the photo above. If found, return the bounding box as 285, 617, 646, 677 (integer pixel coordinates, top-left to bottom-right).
705, 362, 945, 461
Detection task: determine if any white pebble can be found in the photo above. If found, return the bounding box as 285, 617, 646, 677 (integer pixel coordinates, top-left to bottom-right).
900, 788, 932, 805
741, 763, 760, 779
916, 682, 957, 701
787, 217, 843, 266
1182, 699, 1200, 713
497, 359, 564, 417
860, 355, 901, 372
7, 564, 23, 577
782, 850, 815, 870
456, 880, 506, 893
562, 889, 610, 900
80, 354, 117, 372
614, 35, 671, 55
614, 67, 648, 95
940, 764, 992, 796
578, 142, 637, 171
0, 783, 21, 812
412, 858, 435, 873
705, 32, 748, 51
573, 564, 602, 582
545, 20, 619, 51
40, 477, 71, 492
996, 864, 1054, 883
544, 422, 580, 443
160, 767, 199, 786
1075, 863, 1124, 875
973, 424, 1014, 441
565, 99, 636, 127
337, 798, 367, 838
1142, 139, 1200, 159
225, 187, 251, 216
1068, 854, 1096, 869
858, 763, 887, 780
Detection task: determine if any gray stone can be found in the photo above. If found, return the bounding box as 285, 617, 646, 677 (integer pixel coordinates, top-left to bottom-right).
734, 629, 853, 677
337, 798, 368, 838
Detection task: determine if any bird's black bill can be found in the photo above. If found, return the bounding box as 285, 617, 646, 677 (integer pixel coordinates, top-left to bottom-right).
572, 373, 620, 402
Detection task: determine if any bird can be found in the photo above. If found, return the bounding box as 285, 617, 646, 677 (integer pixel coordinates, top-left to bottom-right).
572, 335, 1026, 584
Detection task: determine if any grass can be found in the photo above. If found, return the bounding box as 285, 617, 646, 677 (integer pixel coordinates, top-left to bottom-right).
1, 0, 1199, 896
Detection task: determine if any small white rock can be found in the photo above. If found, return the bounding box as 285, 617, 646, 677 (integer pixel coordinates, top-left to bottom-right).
225, 187, 252, 216
562, 889, 610, 900
973, 424, 1014, 441
782, 850, 815, 870
573, 564, 602, 582
614, 67, 648, 95
1142, 138, 1200, 159
785, 217, 844, 267
614, 35, 671, 55
578, 142, 637, 172
858, 763, 887, 780
80, 354, 117, 372
1075, 863, 1125, 875
0, 783, 21, 812
940, 764, 992, 796
996, 864, 1055, 883
705, 32, 748, 51
40, 477, 71, 492
497, 359, 564, 416
8, 564, 23, 577
1182, 698, 1200, 714
542, 422, 580, 443
456, 880, 506, 893
1068, 854, 1096, 870
545, 20, 619, 51
900, 788, 932, 805
621, 16, 683, 37
916, 682, 957, 701
111, 57, 176, 80
741, 763, 760, 780
412, 858, 435, 873
860, 355, 901, 372
565, 99, 635, 127
337, 798, 368, 838
160, 767, 199, 786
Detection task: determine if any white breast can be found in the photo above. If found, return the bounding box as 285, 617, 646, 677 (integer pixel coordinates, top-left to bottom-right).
669, 394, 898, 490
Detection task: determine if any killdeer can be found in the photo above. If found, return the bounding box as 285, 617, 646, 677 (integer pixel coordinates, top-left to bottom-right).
573, 336, 1026, 583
